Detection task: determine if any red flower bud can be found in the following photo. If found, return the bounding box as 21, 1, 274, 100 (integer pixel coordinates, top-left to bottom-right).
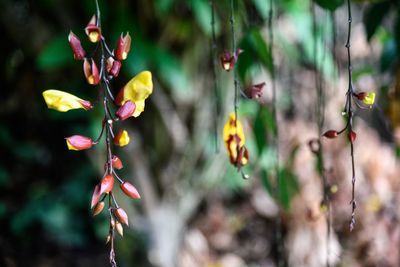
85, 15, 101, 43
100, 175, 114, 195
322, 130, 338, 139
120, 182, 140, 199
220, 49, 243, 72
83, 58, 100, 85
115, 100, 136, 120
66, 135, 93, 150
93, 201, 105, 216
115, 32, 132, 61
349, 130, 357, 143
68, 31, 86, 60
112, 155, 123, 170
355, 92, 367, 101
77, 100, 94, 110
91, 184, 101, 208
106, 57, 122, 77
114, 207, 129, 226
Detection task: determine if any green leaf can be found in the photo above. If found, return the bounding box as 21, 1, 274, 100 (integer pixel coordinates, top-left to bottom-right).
363, 1, 391, 41
37, 35, 74, 70
277, 168, 299, 210
314, 0, 344, 11
253, 107, 274, 155
260, 169, 272, 195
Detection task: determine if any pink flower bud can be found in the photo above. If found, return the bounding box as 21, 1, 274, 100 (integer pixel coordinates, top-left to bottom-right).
114, 207, 129, 226
322, 130, 338, 139
349, 130, 357, 143
65, 135, 93, 150
120, 182, 140, 199
91, 184, 101, 208
68, 31, 86, 60
112, 155, 123, 170
83, 58, 100, 85
115, 32, 132, 61
85, 15, 101, 43
93, 201, 105, 216
106, 57, 122, 77
115, 100, 136, 120
100, 175, 114, 195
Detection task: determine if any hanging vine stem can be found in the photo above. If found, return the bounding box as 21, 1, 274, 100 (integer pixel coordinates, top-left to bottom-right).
230, 0, 239, 130
210, 0, 221, 152
311, 3, 331, 267
268, 1, 284, 266
344, 0, 357, 232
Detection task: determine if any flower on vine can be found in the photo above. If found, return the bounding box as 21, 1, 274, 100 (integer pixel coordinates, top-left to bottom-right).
106, 57, 122, 77
120, 182, 140, 199
85, 15, 101, 43
349, 130, 357, 142
322, 130, 338, 139
223, 112, 249, 166
68, 31, 86, 60
83, 58, 100, 85
220, 49, 243, 72
114, 207, 129, 226
116, 71, 153, 117
115, 32, 131, 61
43, 90, 93, 112
355, 91, 376, 106
66, 135, 93, 151
112, 155, 123, 170
114, 130, 130, 147
93, 201, 105, 216
116, 100, 136, 120
249, 82, 266, 99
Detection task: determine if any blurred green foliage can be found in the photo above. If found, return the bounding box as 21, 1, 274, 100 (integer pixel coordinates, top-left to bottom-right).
2, 0, 400, 265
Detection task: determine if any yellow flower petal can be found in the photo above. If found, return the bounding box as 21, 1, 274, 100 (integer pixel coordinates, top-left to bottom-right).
362, 92, 376, 105
132, 100, 145, 117
43, 90, 92, 112
114, 130, 130, 147
223, 112, 245, 147
117, 71, 153, 105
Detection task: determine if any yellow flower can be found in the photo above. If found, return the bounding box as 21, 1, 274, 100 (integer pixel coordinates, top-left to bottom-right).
116, 71, 153, 117
362, 92, 376, 106
43, 90, 93, 112
223, 112, 249, 166
114, 130, 130, 147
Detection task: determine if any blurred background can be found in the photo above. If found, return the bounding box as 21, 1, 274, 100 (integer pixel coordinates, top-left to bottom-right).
1, 0, 400, 266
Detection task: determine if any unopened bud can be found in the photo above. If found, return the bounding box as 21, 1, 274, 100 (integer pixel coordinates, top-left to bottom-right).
115, 221, 124, 237
120, 182, 141, 199
68, 31, 86, 60
322, 130, 338, 139
66, 135, 93, 151
115, 100, 136, 120
112, 155, 123, 170
93, 201, 105, 216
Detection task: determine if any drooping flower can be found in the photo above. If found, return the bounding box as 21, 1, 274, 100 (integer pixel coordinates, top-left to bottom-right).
363, 92, 376, 106
85, 15, 101, 43
106, 57, 122, 77
112, 155, 123, 170
116, 71, 153, 117
43, 90, 93, 112
223, 112, 249, 166
114, 207, 129, 226
355, 91, 376, 106
115, 32, 131, 61
115, 100, 136, 120
220, 49, 243, 72
114, 130, 130, 147
322, 130, 338, 139
120, 182, 140, 199
66, 135, 93, 151
83, 58, 100, 85
68, 31, 86, 60
100, 175, 114, 195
